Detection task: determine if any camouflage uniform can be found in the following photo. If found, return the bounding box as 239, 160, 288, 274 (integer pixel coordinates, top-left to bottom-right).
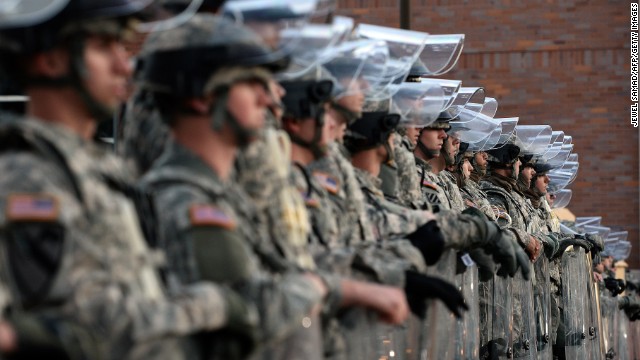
439, 170, 467, 213
390, 134, 424, 209
116, 92, 170, 178
140, 139, 346, 359
0, 117, 248, 359
415, 157, 451, 210
460, 178, 497, 221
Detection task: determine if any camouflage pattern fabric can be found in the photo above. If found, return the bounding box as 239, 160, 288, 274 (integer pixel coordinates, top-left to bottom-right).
0, 117, 245, 359
439, 170, 466, 213
140, 139, 339, 359
392, 135, 424, 209
415, 157, 451, 210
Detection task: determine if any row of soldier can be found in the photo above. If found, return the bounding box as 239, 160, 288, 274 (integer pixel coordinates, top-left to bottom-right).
0, 0, 638, 359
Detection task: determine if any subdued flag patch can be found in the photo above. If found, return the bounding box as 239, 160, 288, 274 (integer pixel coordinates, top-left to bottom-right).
313, 172, 339, 195
6, 194, 59, 222
189, 204, 236, 229
421, 179, 440, 191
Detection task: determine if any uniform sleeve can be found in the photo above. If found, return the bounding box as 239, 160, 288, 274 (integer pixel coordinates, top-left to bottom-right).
152, 186, 325, 344
0, 154, 249, 347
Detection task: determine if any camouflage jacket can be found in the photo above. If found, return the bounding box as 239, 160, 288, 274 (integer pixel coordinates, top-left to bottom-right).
460, 179, 497, 221
0, 117, 238, 359
439, 170, 466, 213
292, 164, 412, 286
392, 135, 424, 209
116, 90, 171, 178
480, 174, 539, 255
140, 140, 339, 347
415, 157, 451, 210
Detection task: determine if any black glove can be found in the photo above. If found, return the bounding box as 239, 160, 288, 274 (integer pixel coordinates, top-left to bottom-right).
468, 248, 497, 282
605, 278, 625, 297
406, 220, 446, 265
553, 236, 592, 259
585, 233, 605, 253
618, 295, 640, 311
404, 271, 468, 319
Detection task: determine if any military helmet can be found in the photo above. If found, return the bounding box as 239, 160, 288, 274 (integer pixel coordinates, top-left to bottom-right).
0, 0, 153, 55
486, 143, 520, 165
137, 14, 290, 98
344, 98, 400, 152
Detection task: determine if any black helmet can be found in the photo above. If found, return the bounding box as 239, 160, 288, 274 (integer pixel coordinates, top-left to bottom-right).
344, 111, 400, 153
486, 143, 520, 165
138, 14, 290, 98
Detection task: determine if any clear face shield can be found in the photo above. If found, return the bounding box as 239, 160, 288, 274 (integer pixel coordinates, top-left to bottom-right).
0, 0, 69, 28
415, 33, 465, 76
319, 39, 390, 101
440, 87, 484, 119
390, 81, 446, 128
513, 124, 553, 155
222, 0, 327, 54
353, 24, 429, 99
448, 97, 501, 144
579, 225, 611, 240
277, 19, 354, 79
575, 216, 603, 227
469, 117, 519, 153
549, 189, 572, 209
545, 144, 574, 169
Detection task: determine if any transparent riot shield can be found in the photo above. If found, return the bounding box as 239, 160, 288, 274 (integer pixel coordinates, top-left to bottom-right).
561, 247, 588, 359
618, 307, 630, 360
600, 289, 618, 359
458, 263, 480, 360
479, 274, 513, 360
512, 267, 537, 360
582, 253, 604, 360
421, 249, 457, 360
534, 255, 553, 360
339, 307, 378, 360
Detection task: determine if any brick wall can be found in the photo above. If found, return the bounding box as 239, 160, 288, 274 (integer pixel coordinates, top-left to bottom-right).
336, 0, 640, 267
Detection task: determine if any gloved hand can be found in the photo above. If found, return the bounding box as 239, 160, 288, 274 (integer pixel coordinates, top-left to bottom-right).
605, 278, 623, 296
618, 295, 640, 311
404, 271, 468, 319
460, 209, 531, 280
553, 236, 592, 259
468, 248, 497, 282
406, 220, 446, 265
585, 233, 605, 253
541, 233, 560, 259
212, 287, 259, 358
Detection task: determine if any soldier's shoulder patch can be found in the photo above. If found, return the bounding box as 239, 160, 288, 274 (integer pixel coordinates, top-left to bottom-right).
421, 179, 440, 191
6, 194, 59, 222
313, 171, 339, 195
189, 204, 236, 229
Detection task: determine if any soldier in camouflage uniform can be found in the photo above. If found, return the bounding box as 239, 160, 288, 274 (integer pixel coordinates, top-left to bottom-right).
413, 117, 456, 210
0, 2, 260, 359
137, 14, 411, 359
457, 145, 497, 221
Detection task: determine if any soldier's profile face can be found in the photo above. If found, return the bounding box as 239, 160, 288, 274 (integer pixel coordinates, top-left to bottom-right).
405, 126, 420, 146
475, 151, 488, 167
419, 128, 446, 152
534, 173, 549, 194
227, 80, 271, 132
520, 166, 536, 186
82, 34, 133, 113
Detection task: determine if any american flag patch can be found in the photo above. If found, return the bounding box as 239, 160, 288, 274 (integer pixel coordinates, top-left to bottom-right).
6, 194, 59, 222
189, 204, 236, 229
421, 180, 439, 191
313, 172, 339, 195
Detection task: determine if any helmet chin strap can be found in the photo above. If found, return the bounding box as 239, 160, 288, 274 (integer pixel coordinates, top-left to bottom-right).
28, 36, 114, 128
287, 109, 327, 159
210, 91, 258, 149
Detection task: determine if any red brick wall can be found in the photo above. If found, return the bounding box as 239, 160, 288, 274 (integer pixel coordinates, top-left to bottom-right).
336, 0, 640, 267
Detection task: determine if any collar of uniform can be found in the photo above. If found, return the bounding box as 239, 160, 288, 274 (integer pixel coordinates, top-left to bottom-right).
414, 155, 433, 172
353, 167, 384, 196
149, 139, 227, 193
484, 172, 518, 193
